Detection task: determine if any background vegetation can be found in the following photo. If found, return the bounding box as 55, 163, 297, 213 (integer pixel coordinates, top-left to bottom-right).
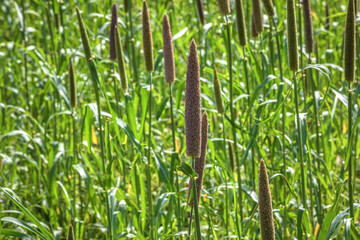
0, 0, 359, 239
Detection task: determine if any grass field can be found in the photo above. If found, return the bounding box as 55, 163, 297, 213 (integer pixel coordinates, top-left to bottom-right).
0, 0, 360, 239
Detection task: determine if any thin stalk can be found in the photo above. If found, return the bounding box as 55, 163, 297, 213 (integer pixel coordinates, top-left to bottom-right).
146, 72, 153, 238
293, 71, 307, 210
169, 83, 182, 231
192, 157, 201, 240
348, 82, 354, 219
226, 14, 243, 222
309, 56, 323, 227
88, 61, 112, 240
72, 111, 78, 220
272, 16, 286, 238
221, 115, 229, 235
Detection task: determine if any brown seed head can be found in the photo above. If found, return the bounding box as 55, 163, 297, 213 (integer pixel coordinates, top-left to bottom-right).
344, 0, 356, 82
163, 14, 175, 83
124, 0, 129, 13
258, 160, 275, 240
235, 0, 247, 46
303, 0, 313, 53
325, 2, 330, 30
213, 66, 224, 114
217, 0, 231, 15
252, 0, 264, 34
287, 0, 299, 71
142, 0, 154, 72
110, 3, 118, 60
76, 6, 92, 62
115, 26, 128, 92
187, 111, 208, 207
185, 40, 201, 158
251, 8, 259, 38
262, 0, 275, 17
196, 0, 206, 25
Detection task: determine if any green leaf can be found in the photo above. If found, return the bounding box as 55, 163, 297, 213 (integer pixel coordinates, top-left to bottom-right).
155, 96, 169, 120
177, 161, 198, 179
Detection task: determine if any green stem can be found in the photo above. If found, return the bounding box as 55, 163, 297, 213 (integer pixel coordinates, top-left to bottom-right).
293, 71, 307, 210
348, 82, 354, 220
226, 14, 243, 223
146, 72, 153, 238
169, 83, 182, 231
273, 17, 286, 238
221, 115, 229, 235
192, 157, 201, 240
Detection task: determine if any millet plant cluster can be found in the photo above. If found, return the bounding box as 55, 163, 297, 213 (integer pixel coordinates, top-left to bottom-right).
0, 0, 360, 239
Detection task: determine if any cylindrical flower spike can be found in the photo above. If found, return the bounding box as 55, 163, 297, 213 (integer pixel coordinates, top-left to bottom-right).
115, 26, 128, 92
187, 111, 208, 207
258, 160, 275, 240
162, 14, 175, 83
217, 0, 231, 15
142, 0, 154, 72
325, 2, 330, 30
344, 0, 355, 82
76, 7, 92, 62
262, 0, 275, 17
252, 0, 263, 34
124, 0, 129, 13
213, 66, 224, 114
251, 8, 259, 38
66, 224, 75, 240
109, 3, 118, 60
303, 0, 314, 53
196, 0, 206, 25
287, 0, 299, 71
235, 0, 247, 46
185, 40, 202, 158
69, 57, 76, 108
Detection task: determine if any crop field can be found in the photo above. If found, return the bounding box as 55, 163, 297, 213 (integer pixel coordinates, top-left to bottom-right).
0, 0, 360, 239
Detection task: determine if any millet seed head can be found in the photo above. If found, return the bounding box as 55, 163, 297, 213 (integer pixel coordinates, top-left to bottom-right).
252, 0, 264, 34
235, 0, 247, 46
76, 6, 92, 62
287, 0, 299, 72
262, 0, 275, 17
187, 111, 208, 207
217, 0, 231, 15
258, 159, 275, 240
185, 40, 202, 158
142, 0, 154, 72
344, 0, 356, 82
303, 0, 314, 54
162, 13, 175, 83
196, 0, 206, 25
109, 3, 118, 60
213, 66, 224, 115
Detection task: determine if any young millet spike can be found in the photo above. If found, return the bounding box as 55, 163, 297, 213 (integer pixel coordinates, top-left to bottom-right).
252, 0, 264, 33
344, 0, 355, 82
196, 0, 206, 25
251, 8, 259, 38
142, 0, 154, 72
262, 0, 275, 17
235, 0, 247, 46
287, 0, 299, 72
187, 111, 208, 207
258, 160, 275, 240
217, 0, 231, 15
76, 6, 92, 62
302, 0, 314, 54
69, 57, 76, 108
185, 40, 202, 158
115, 26, 128, 92
213, 66, 224, 115
66, 224, 75, 240
162, 14, 175, 83
109, 3, 118, 60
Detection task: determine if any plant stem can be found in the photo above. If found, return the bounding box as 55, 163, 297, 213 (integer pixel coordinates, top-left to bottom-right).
169, 83, 182, 231
348, 81, 354, 220
293, 71, 307, 210
221, 115, 229, 235
225, 14, 243, 222
146, 72, 153, 238
112, 62, 120, 117
192, 157, 201, 240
